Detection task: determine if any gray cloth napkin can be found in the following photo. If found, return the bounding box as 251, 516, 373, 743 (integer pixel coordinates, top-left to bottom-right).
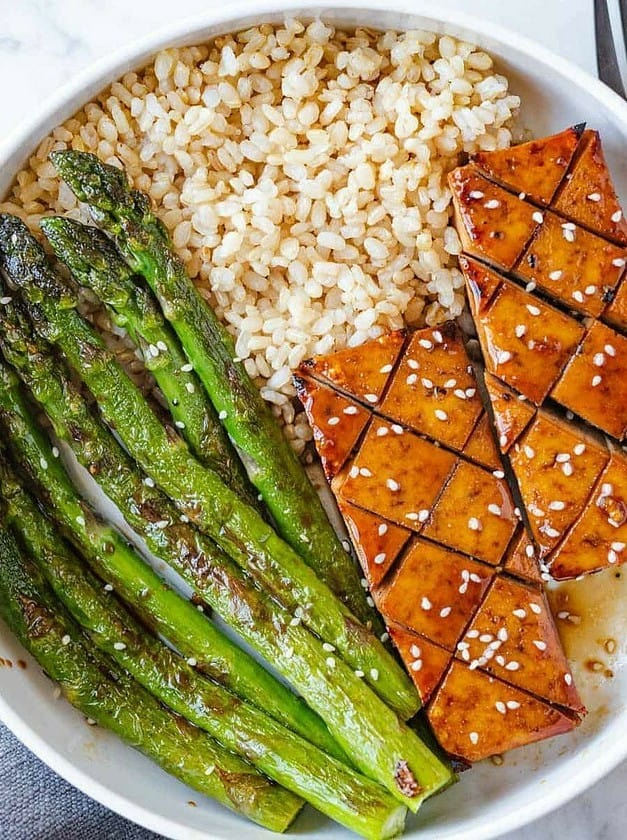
0, 722, 163, 839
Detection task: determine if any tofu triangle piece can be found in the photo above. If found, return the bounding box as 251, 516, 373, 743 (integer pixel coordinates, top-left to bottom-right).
458, 255, 502, 318
553, 129, 627, 244
503, 529, 543, 586
472, 124, 583, 205
484, 372, 536, 453
298, 330, 405, 406
387, 623, 451, 705
293, 375, 369, 479
428, 660, 579, 762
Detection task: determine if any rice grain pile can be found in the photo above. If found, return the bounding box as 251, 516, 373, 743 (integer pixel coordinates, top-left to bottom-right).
0, 20, 520, 453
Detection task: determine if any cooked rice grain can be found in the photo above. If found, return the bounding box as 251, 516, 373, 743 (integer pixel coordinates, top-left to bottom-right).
0, 21, 520, 453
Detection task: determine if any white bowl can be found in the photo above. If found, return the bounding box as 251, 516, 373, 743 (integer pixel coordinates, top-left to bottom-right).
1, 2, 626, 838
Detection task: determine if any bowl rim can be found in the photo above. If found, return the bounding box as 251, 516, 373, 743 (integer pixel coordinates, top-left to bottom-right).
1, 1, 626, 838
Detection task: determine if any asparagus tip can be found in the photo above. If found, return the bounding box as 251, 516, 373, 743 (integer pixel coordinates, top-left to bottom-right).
50, 150, 131, 211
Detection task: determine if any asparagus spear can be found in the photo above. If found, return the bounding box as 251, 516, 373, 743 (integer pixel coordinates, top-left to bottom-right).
0, 214, 418, 724
0, 466, 406, 840
40, 216, 257, 508
48, 150, 379, 630
0, 355, 452, 811
0, 523, 302, 833
0, 277, 344, 763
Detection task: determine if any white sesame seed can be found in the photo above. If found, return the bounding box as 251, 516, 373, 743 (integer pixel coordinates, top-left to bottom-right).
605, 343, 617, 357
418, 339, 433, 350
175, 420, 186, 429
505, 661, 520, 671
519, 192, 526, 199
370, 668, 379, 681
525, 545, 535, 558
418, 509, 430, 523
421, 597, 432, 610
410, 644, 422, 658
421, 377, 434, 388
479, 633, 493, 643
565, 673, 573, 685
611, 541, 625, 551
469, 573, 482, 583
496, 349, 512, 364
496, 701, 507, 714
587, 192, 601, 202
466, 629, 480, 638
562, 222, 576, 230
435, 409, 448, 421
526, 304, 541, 316
443, 378, 457, 388
326, 656, 336, 669
379, 364, 393, 374
557, 611, 570, 619
493, 470, 505, 479
608, 549, 618, 564
495, 655, 506, 666
440, 606, 452, 618
62, 635, 71, 646
378, 523, 388, 536
572, 290, 584, 303
343, 406, 358, 416
513, 608, 526, 619
457, 641, 469, 651
185, 382, 195, 394
149, 344, 159, 357
157, 341, 168, 352
591, 375, 602, 387
515, 324, 526, 338
549, 500, 566, 510
40, 457, 48, 470
525, 281, 537, 293
612, 210, 623, 222
386, 478, 400, 492
601, 482, 614, 497
507, 700, 521, 710
593, 352, 605, 367
322, 643, 335, 652
488, 503, 502, 517
532, 211, 544, 224
0, 296, 12, 305
533, 640, 547, 651
411, 659, 423, 671
365, 393, 378, 403
484, 199, 500, 209
465, 388, 476, 398
556, 453, 570, 463
144, 476, 155, 487
359, 467, 372, 477
499, 434, 508, 448
349, 465, 359, 478
563, 228, 575, 242
469, 731, 479, 744
327, 416, 341, 426
374, 552, 386, 565
562, 462, 574, 476
573, 443, 586, 455
468, 516, 482, 531
380, 632, 389, 643
405, 512, 419, 521
406, 374, 418, 386
454, 388, 467, 400
181, 363, 193, 372
469, 190, 484, 199
405, 359, 419, 371
76, 515, 85, 527
585, 285, 597, 296
524, 445, 535, 459
529, 603, 542, 614
391, 424, 403, 435
530, 504, 545, 517
355, 669, 365, 678
52, 446, 60, 458
113, 642, 127, 651
187, 657, 197, 667
104, 583, 114, 592
376, 426, 389, 437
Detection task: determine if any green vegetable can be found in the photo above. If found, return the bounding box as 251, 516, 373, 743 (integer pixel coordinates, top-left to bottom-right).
0, 465, 407, 840
0, 522, 302, 833
0, 349, 451, 812
41, 215, 257, 508
2, 212, 418, 724
48, 149, 380, 630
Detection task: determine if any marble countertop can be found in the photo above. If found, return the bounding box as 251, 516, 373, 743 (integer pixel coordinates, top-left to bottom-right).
0, 0, 624, 838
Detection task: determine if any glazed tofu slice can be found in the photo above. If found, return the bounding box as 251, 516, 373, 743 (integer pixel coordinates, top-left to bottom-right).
553, 129, 627, 243
472, 125, 582, 205
377, 538, 493, 651
549, 452, 627, 578
450, 165, 540, 270
459, 576, 583, 711
337, 498, 410, 589
462, 411, 503, 470
335, 417, 456, 530
516, 211, 626, 318
551, 320, 627, 442
298, 329, 405, 406
428, 661, 578, 762
294, 376, 369, 478
380, 323, 482, 450
472, 276, 584, 405
502, 529, 543, 585
509, 413, 609, 557
483, 372, 536, 453
459, 254, 502, 318
387, 624, 452, 706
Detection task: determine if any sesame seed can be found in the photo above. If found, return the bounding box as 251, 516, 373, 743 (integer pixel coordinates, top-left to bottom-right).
370, 668, 379, 681
187, 657, 197, 667
62, 635, 71, 646
343, 405, 358, 415
549, 500, 566, 510
407, 359, 420, 370
149, 344, 159, 357
405, 512, 419, 521
573, 443, 586, 455
386, 478, 400, 491
360, 578, 368, 589
468, 516, 482, 531
484, 199, 500, 209
572, 290, 584, 303
349, 465, 359, 478
562, 228, 575, 242
530, 505, 545, 517
565, 673, 573, 686
548, 270, 563, 281
327, 416, 340, 426
454, 389, 467, 400
499, 434, 508, 448
379, 363, 393, 373
469, 190, 484, 199
601, 482, 614, 496
612, 541, 625, 551
418, 339, 433, 350
525, 545, 535, 558
587, 192, 601, 202
418, 509, 430, 522
613, 257, 626, 267
479, 633, 493, 643
495, 655, 506, 666
421, 597, 432, 610
513, 608, 526, 619
406, 373, 418, 386
411, 659, 423, 671
505, 661, 520, 671
0, 296, 12, 305
181, 363, 193, 372
525, 280, 537, 292
175, 420, 186, 429
435, 409, 448, 421
533, 640, 547, 651
466, 388, 476, 398
391, 424, 403, 435
410, 644, 421, 658
322, 642, 335, 652
469, 731, 479, 744
378, 523, 388, 536
496, 349, 512, 364
515, 324, 526, 338
532, 211, 544, 224
76, 515, 85, 527
524, 445, 535, 459
529, 603, 542, 615
374, 553, 386, 565
496, 701, 507, 714
381, 632, 389, 643
469, 573, 482, 583
157, 341, 168, 352
440, 606, 452, 618
593, 352, 605, 367
457, 641, 469, 651
526, 304, 541, 316
519, 192, 526, 199
585, 285, 597, 295
185, 382, 195, 393
562, 462, 574, 476
562, 221, 576, 231
591, 375, 602, 387
376, 426, 389, 437
326, 657, 336, 669
365, 393, 378, 403
488, 503, 502, 516
104, 583, 114, 592
144, 476, 155, 487
443, 378, 457, 388
493, 470, 505, 479
612, 210, 623, 222
605, 344, 616, 357
433, 330, 443, 344
556, 453, 570, 463
421, 377, 434, 388
113, 642, 127, 651
52, 446, 60, 458
507, 700, 521, 710
466, 629, 479, 638
557, 611, 570, 620
355, 669, 364, 678
608, 549, 618, 564
359, 467, 373, 477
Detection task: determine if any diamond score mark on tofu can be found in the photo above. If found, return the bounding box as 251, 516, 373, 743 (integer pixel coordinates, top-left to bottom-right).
296, 323, 584, 762
452, 124, 627, 579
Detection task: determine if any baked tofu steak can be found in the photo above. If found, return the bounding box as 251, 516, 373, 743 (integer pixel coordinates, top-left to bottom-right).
296, 325, 584, 763
451, 125, 627, 580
